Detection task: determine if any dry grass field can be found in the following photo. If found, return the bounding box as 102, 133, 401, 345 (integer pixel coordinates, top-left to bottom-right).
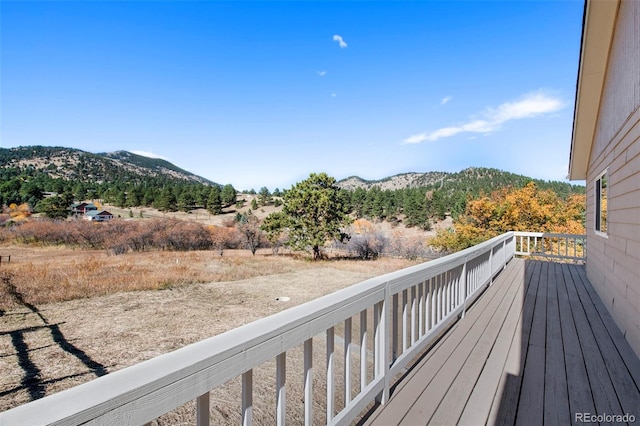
0, 244, 422, 423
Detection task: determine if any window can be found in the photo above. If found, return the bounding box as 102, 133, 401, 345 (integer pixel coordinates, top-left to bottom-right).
595, 170, 607, 235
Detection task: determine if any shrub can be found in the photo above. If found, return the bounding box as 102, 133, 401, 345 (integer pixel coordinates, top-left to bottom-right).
209, 225, 241, 255
345, 232, 388, 260
3, 218, 216, 254
388, 232, 434, 260
236, 212, 264, 255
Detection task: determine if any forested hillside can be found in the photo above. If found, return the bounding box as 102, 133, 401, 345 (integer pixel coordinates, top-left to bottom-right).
1, 146, 213, 183
0, 146, 230, 216
1, 147, 584, 229
341, 167, 585, 230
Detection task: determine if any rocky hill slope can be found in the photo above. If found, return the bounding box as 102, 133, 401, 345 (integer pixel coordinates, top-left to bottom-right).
0, 146, 214, 185
338, 167, 583, 199
337, 172, 449, 191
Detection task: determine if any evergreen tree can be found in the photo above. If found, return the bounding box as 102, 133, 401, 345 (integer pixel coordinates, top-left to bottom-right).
207, 186, 223, 215
178, 190, 196, 212
258, 187, 271, 206
35, 195, 69, 219
20, 181, 44, 203
141, 188, 156, 206
430, 189, 447, 220
351, 187, 366, 218
404, 189, 429, 229
221, 184, 236, 207
155, 187, 177, 212
126, 186, 142, 207
115, 190, 127, 208
196, 186, 210, 208
262, 173, 351, 260
450, 191, 467, 219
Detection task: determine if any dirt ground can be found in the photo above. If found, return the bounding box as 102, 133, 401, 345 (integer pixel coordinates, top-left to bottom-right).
0, 250, 420, 423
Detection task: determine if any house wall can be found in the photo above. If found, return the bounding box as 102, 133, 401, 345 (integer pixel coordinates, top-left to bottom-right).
586, 0, 640, 356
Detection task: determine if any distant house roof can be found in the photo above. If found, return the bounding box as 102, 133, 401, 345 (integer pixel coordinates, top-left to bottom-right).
85, 210, 112, 217
72, 202, 98, 211
569, 0, 621, 180
84, 210, 114, 221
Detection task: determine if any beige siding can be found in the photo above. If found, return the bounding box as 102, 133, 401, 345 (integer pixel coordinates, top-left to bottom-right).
586, 0, 640, 357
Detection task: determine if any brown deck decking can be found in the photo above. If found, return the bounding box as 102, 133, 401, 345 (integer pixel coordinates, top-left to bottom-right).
363, 258, 640, 425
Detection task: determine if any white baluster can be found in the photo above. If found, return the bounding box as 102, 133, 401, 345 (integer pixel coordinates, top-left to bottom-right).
344, 318, 352, 404
304, 339, 313, 426
276, 353, 286, 426
326, 327, 335, 422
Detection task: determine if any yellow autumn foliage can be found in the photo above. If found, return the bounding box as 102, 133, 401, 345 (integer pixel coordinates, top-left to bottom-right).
352, 218, 375, 234
430, 183, 585, 252
8, 203, 31, 222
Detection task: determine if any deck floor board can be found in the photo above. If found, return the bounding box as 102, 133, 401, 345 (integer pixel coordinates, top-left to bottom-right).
429, 260, 525, 426
543, 262, 570, 425
557, 263, 595, 424
364, 258, 640, 426
456, 259, 529, 426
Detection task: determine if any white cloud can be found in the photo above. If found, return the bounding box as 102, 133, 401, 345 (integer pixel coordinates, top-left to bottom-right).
489, 92, 564, 122
333, 35, 348, 48
331, 93, 337, 97
403, 91, 564, 144
131, 150, 167, 160
318, 71, 327, 77
403, 133, 429, 144
441, 96, 452, 105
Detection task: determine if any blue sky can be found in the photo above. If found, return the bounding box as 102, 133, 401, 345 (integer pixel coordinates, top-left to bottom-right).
1, 1, 584, 191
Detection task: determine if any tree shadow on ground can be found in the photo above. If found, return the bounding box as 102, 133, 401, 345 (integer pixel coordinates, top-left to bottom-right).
1, 273, 108, 402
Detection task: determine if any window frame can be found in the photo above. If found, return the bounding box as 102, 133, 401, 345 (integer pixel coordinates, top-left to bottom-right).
594, 168, 608, 237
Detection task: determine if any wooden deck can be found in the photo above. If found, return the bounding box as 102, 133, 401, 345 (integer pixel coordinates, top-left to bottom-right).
363, 258, 640, 425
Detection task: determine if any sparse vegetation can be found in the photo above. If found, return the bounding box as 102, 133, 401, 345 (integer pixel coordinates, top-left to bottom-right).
0, 244, 421, 310
0, 248, 420, 417
1, 218, 215, 253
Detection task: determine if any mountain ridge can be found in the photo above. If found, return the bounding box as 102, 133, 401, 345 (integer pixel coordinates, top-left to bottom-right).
0, 146, 215, 185
337, 172, 449, 191
337, 167, 583, 195
1, 146, 583, 197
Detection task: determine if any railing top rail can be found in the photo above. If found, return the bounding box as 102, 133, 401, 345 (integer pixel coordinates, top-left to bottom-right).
1, 232, 517, 425
513, 231, 587, 239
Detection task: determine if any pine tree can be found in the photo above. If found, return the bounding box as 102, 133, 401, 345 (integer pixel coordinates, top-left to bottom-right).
155, 187, 177, 212
221, 184, 237, 207
262, 173, 351, 260
178, 190, 195, 212
207, 186, 223, 215
258, 187, 271, 206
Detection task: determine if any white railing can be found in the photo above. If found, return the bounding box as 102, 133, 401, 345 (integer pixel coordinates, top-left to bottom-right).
514, 231, 586, 261
0, 233, 516, 426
